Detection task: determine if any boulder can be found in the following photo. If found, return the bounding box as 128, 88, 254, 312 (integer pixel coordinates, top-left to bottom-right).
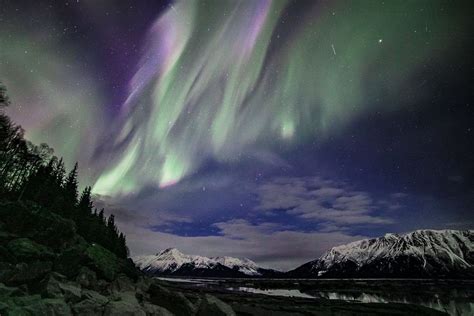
81, 289, 109, 305
135, 276, 153, 302
197, 294, 236, 316
38, 272, 66, 298
72, 289, 109, 316
54, 244, 88, 279
84, 244, 121, 281
73, 298, 105, 316
135, 276, 153, 293
7, 238, 54, 261
58, 282, 82, 303
0, 282, 25, 298
55, 238, 122, 282
142, 302, 174, 316
0, 262, 15, 283
110, 274, 136, 293
148, 283, 195, 316
75, 266, 97, 289
5, 296, 72, 315
7, 261, 53, 285
104, 291, 146, 316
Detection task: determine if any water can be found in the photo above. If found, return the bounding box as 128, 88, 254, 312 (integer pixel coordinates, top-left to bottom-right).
225, 286, 473, 316
158, 277, 474, 316
156, 277, 218, 284
312, 291, 473, 316
227, 286, 315, 299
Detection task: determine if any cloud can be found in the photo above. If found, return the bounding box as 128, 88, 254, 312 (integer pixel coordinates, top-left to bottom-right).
255, 176, 398, 228
117, 217, 364, 271
91, 176, 405, 270
92, 195, 193, 228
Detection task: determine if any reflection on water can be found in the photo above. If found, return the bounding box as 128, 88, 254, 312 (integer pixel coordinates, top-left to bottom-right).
227, 287, 315, 299
227, 286, 473, 316
313, 291, 473, 316
157, 277, 218, 284
159, 277, 473, 316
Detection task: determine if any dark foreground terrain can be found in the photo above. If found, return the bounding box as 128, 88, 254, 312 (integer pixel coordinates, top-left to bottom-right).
0, 201, 468, 315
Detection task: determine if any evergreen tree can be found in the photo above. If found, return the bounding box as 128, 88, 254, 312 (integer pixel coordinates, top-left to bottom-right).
64, 162, 78, 210
78, 186, 93, 213
0, 82, 9, 108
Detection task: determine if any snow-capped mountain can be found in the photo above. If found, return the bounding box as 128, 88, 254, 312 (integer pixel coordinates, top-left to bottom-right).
288, 229, 474, 279
133, 248, 280, 277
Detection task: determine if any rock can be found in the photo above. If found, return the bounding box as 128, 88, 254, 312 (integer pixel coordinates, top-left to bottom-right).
148, 283, 195, 316
72, 289, 109, 316
0, 262, 15, 283
58, 282, 82, 303
135, 276, 153, 302
42, 298, 73, 315
96, 279, 112, 295
54, 243, 88, 279
73, 298, 105, 316
7, 261, 53, 285
0, 282, 25, 298
40, 272, 82, 303
39, 272, 67, 298
76, 266, 97, 289
7, 238, 54, 261
6, 296, 72, 315
81, 289, 109, 305
110, 274, 136, 293
84, 244, 120, 281
135, 276, 153, 293
197, 294, 236, 316
142, 302, 174, 316
104, 291, 146, 316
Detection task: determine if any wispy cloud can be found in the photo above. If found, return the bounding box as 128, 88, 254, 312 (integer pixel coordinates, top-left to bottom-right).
255, 176, 400, 228
93, 196, 193, 228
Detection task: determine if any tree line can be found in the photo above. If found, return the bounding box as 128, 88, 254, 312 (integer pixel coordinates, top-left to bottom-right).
0, 82, 128, 259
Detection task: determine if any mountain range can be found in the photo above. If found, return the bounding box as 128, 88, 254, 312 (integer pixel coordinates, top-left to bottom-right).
133, 248, 281, 277
133, 229, 473, 279
288, 229, 474, 279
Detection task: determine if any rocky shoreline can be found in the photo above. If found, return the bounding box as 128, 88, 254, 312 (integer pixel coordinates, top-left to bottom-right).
0, 274, 449, 316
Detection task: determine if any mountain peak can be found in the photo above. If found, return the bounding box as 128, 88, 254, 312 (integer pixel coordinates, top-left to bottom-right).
158, 248, 183, 256
133, 249, 276, 277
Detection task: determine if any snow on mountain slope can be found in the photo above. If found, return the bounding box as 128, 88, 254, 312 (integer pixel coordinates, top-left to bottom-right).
133, 248, 267, 276
290, 229, 474, 278
211, 256, 261, 276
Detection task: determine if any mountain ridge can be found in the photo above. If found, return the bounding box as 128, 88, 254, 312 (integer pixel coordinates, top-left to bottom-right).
133, 229, 474, 279
133, 248, 281, 277
288, 229, 474, 279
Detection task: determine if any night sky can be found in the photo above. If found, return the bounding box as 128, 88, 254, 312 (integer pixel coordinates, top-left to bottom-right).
1, 0, 473, 270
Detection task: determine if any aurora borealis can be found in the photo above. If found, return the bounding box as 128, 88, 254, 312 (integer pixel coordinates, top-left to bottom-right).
92, 0, 466, 195
1, 0, 473, 269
